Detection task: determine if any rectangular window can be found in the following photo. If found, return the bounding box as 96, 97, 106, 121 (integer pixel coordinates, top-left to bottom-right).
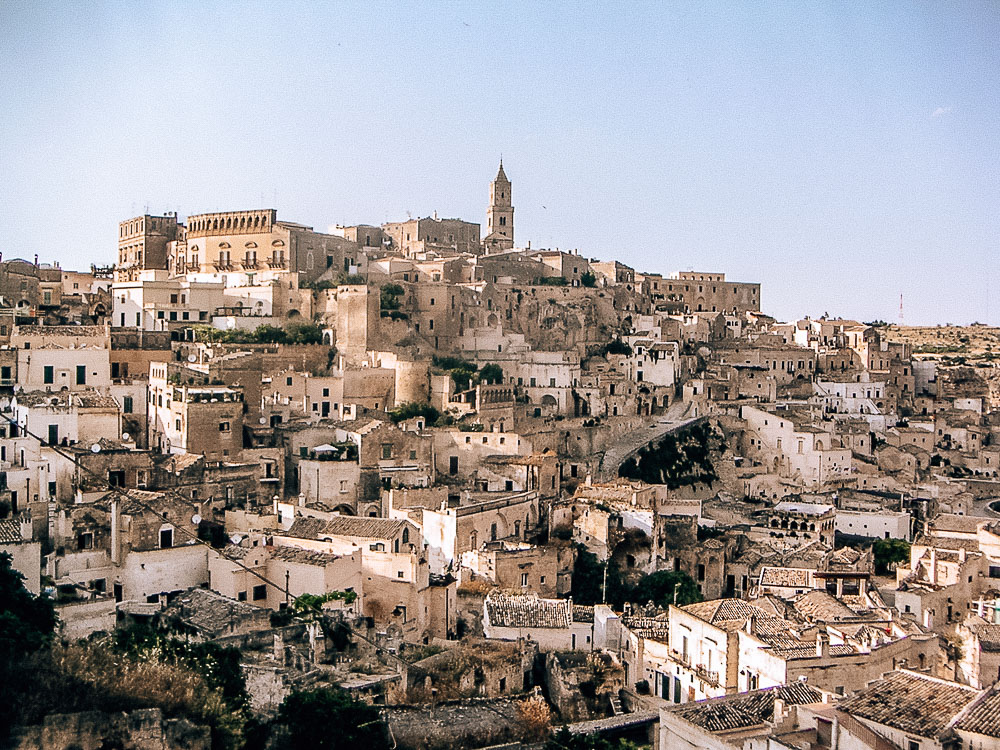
382, 444, 392, 459
521, 573, 529, 586
47, 424, 58, 445
253, 584, 267, 601
219, 421, 231, 433
43, 366, 54, 384
48, 481, 56, 497
76, 365, 86, 385
123, 396, 133, 414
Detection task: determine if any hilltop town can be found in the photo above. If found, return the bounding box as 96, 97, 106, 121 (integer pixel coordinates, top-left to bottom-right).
4, 165, 1000, 750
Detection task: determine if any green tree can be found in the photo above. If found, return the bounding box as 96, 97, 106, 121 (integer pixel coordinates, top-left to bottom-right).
570, 545, 630, 608
873, 538, 910, 575
601, 340, 632, 356
284, 321, 324, 344
252, 324, 288, 343
478, 363, 504, 385
630, 570, 702, 608
580, 271, 597, 288
380, 283, 404, 311
276, 687, 389, 750
0, 552, 57, 738
388, 401, 440, 424
545, 727, 642, 750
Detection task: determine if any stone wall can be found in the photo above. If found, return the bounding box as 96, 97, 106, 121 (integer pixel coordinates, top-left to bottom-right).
9, 709, 210, 750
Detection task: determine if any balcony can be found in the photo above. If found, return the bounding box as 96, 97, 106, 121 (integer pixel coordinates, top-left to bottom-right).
673, 650, 691, 667
266, 258, 287, 269
695, 664, 719, 686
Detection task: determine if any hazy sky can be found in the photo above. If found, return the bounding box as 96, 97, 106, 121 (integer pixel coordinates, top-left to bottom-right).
1, 1, 997, 325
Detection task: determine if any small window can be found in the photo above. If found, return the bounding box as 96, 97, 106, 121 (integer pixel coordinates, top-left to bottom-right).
237, 591, 247, 602
253, 584, 267, 601
382, 444, 392, 459
219, 421, 231, 433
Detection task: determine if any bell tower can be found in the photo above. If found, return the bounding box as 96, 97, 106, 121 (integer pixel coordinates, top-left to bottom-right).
486, 161, 514, 252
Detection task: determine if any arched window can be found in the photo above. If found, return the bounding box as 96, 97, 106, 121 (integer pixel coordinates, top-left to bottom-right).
402, 528, 409, 544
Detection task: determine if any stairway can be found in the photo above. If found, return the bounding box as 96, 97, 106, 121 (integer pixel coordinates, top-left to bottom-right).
609, 694, 623, 716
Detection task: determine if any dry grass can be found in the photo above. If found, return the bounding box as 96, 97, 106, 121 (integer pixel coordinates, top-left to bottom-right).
515, 696, 552, 741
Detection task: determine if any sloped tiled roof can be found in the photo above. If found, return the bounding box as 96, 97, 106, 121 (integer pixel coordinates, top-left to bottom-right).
162, 587, 267, 636
268, 544, 341, 566
682, 598, 763, 625
760, 567, 813, 588
0, 518, 23, 544
839, 671, 979, 739
286, 515, 408, 541
954, 683, 1000, 738
792, 590, 859, 622
622, 616, 669, 642
968, 622, 1000, 652
485, 591, 571, 629
669, 683, 824, 733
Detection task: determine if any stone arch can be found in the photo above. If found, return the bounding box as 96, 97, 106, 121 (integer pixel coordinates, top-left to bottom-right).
333, 504, 355, 515
487, 313, 498, 327
286, 309, 300, 319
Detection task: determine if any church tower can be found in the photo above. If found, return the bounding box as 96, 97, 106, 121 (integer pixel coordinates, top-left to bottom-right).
485, 161, 514, 252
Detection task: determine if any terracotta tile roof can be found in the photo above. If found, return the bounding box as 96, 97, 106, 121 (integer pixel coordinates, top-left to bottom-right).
760, 567, 813, 588
0, 518, 23, 544
954, 683, 1000, 738
268, 544, 341, 566
669, 683, 824, 733
162, 587, 268, 636
622, 615, 669, 642
285, 515, 408, 541
968, 622, 1000, 652
682, 598, 765, 625
839, 671, 979, 739
792, 590, 859, 622
485, 591, 572, 629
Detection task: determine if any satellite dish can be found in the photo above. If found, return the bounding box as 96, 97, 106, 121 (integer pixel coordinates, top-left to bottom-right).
188, 354, 197, 363
229, 534, 243, 545
121, 432, 130, 441
191, 513, 202, 525
90, 443, 101, 453
259, 417, 267, 425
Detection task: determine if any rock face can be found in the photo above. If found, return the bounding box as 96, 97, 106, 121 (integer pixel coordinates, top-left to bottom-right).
8, 709, 211, 750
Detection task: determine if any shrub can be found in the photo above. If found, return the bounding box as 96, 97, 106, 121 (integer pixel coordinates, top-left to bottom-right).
516, 696, 552, 741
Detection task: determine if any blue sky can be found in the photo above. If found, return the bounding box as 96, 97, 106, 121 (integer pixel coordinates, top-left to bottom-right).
1, 1, 997, 324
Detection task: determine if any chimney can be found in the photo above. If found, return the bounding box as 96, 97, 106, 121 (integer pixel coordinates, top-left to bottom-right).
959, 547, 967, 564
929, 548, 937, 585
773, 698, 785, 723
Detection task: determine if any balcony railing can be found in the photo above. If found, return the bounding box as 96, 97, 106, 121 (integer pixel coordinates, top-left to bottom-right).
695, 664, 719, 686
